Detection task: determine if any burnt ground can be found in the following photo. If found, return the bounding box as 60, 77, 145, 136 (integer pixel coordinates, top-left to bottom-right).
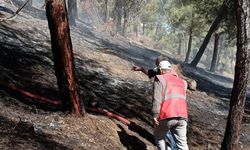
0, 1, 250, 150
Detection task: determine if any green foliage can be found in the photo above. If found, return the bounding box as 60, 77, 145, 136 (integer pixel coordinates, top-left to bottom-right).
140, 0, 159, 23
120, 0, 236, 71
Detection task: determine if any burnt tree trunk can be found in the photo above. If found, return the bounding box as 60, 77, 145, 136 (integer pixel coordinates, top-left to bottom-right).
155, 23, 160, 35
122, 4, 129, 36
114, 0, 122, 34
67, 0, 77, 26
221, 0, 250, 149
210, 33, 220, 72
104, 0, 109, 22
46, 0, 84, 115
142, 23, 145, 35
217, 36, 224, 71
28, 0, 32, 7
178, 34, 183, 60
74, 0, 78, 20
231, 48, 235, 70
133, 23, 138, 37
185, 30, 193, 63
190, 1, 228, 67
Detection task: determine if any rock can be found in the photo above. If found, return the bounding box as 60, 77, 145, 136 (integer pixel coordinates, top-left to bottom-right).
187, 79, 197, 91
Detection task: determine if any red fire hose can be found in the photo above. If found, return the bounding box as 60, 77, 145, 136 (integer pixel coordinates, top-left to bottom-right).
0, 81, 131, 124
0, 81, 155, 145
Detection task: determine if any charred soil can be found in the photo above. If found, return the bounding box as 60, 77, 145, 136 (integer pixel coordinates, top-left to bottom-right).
0, 1, 250, 150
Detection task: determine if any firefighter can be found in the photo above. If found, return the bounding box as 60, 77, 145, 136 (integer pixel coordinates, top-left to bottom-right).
152, 61, 189, 150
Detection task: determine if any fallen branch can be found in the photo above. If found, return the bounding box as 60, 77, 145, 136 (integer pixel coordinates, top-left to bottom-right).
0, 0, 30, 22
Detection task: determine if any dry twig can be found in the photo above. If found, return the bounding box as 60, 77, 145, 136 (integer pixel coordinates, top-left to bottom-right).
0, 0, 30, 22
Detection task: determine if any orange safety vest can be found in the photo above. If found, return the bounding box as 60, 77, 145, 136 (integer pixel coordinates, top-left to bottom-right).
156, 74, 188, 120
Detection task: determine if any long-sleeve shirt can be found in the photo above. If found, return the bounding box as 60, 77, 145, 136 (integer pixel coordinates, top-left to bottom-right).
152, 78, 163, 118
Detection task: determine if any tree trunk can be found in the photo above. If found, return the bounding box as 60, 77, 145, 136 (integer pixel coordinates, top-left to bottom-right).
133, 23, 138, 37
67, 0, 77, 26
122, 4, 129, 36
28, 0, 32, 7
221, 0, 250, 149
74, 0, 78, 20
185, 31, 193, 63
46, 0, 84, 115
178, 34, 183, 59
210, 33, 220, 72
155, 23, 160, 35
114, 0, 122, 34
142, 23, 145, 35
104, 0, 109, 22
231, 48, 234, 70
190, 1, 228, 67
216, 36, 224, 71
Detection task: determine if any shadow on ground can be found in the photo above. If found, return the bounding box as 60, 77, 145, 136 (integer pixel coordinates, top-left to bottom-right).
117, 124, 147, 150
0, 116, 69, 150
0, 21, 154, 128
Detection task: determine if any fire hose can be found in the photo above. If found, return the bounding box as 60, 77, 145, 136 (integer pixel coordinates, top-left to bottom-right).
0, 81, 156, 145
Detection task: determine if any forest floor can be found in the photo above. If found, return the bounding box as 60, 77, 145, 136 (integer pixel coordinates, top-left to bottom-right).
0, 1, 250, 150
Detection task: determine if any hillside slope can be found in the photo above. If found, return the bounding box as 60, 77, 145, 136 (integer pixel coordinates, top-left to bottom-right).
0, 1, 250, 150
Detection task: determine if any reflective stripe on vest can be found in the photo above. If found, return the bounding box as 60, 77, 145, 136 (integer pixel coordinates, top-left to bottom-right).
156, 74, 188, 120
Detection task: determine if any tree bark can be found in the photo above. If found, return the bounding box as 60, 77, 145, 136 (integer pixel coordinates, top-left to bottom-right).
28, 0, 32, 7
155, 23, 160, 35
74, 0, 78, 20
122, 3, 129, 36
142, 23, 145, 35
190, 1, 228, 67
67, 0, 77, 26
104, 0, 109, 22
210, 33, 220, 72
114, 0, 122, 34
221, 0, 250, 149
185, 31, 193, 63
178, 34, 183, 59
133, 23, 138, 37
46, 0, 84, 115
217, 36, 224, 71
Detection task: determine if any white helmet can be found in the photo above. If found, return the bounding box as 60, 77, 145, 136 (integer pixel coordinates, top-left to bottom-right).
158, 61, 171, 70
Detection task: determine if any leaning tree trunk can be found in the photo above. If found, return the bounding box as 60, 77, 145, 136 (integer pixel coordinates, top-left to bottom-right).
221, 0, 250, 149
67, 0, 77, 26
185, 30, 193, 63
210, 33, 220, 72
46, 0, 84, 115
190, 0, 228, 67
